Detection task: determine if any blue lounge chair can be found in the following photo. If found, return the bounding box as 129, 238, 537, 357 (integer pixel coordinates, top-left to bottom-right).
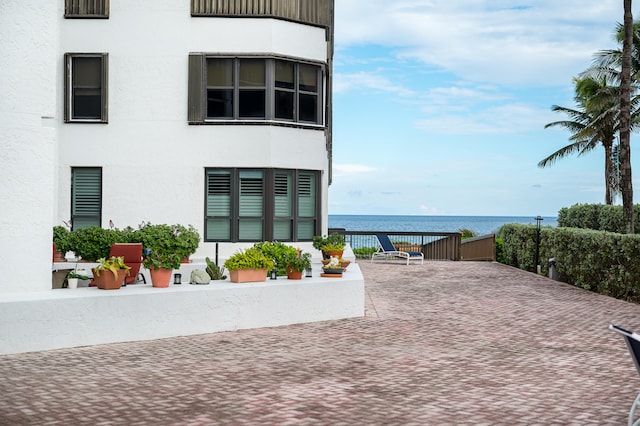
371, 234, 424, 265
610, 324, 640, 426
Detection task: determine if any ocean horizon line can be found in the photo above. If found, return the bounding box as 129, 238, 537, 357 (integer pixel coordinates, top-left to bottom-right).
328, 214, 557, 236
329, 214, 557, 217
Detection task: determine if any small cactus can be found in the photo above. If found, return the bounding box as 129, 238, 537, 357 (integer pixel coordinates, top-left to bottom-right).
205, 257, 227, 280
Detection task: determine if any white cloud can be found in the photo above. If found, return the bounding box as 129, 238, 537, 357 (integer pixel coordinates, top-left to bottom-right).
414, 103, 554, 136
335, 0, 623, 87
334, 71, 415, 96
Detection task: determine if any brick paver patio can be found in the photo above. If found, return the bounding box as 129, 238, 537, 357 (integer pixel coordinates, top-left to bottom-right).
1, 261, 639, 425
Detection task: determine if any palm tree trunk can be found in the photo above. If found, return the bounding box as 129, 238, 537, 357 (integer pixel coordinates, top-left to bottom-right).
604, 141, 613, 204
620, 0, 634, 233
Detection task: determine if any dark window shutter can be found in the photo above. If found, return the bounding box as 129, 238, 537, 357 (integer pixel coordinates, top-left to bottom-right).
188, 53, 206, 124
71, 167, 102, 229
101, 53, 109, 123
64, 53, 71, 122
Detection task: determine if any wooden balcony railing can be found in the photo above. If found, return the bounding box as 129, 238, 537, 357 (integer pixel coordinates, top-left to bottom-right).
65, 0, 109, 18
191, 0, 333, 28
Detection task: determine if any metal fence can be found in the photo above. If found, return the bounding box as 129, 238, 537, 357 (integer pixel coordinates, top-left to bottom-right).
330, 229, 462, 261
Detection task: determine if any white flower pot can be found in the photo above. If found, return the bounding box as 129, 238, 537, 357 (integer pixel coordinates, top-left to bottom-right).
67, 278, 78, 289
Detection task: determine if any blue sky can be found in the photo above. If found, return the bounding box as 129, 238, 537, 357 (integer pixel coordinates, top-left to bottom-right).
329, 0, 639, 216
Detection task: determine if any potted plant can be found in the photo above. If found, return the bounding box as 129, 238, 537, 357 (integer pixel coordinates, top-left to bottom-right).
142, 250, 181, 288
313, 233, 346, 259
205, 257, 227, 280
66, 270, 90, 289
253, 241, 297, 276
223, 247, 274, 283
284, 250, 312, 280
68, 226, 117, 261
93, 256, 131, 290
53, 225, 72, 262
321, 256, 344, 277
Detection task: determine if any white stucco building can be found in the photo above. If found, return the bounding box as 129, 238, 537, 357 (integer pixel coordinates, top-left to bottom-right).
0, 0, 335, 294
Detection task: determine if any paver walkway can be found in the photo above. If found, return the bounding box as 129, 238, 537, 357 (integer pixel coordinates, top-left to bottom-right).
1, 261, 640, 425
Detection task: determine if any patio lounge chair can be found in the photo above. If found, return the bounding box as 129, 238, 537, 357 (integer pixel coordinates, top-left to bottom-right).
109, 243, 146, 285
371, 234, 424, 265
609, 324, 640, 426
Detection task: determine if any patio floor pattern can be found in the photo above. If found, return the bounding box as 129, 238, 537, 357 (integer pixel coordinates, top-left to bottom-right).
1, 261, 639, 425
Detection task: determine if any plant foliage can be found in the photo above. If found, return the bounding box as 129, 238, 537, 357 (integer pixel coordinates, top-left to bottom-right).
499, 223, 640, 302
223, 247, 274, 271
312, 233, 345, 251
557, 203, 640, 233
94, 256, 131, 280
205, 257, 227, 280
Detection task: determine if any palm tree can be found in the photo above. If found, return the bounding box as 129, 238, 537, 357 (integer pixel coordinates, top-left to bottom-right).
587, 10, 637, 231
590, 21, 640, 83
620, 0, 634, 233
541, 76, 620, 204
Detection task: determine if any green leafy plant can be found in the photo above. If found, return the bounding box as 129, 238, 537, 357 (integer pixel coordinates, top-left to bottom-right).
94, 256, 131, 280
68, 226, 117, 261
142, 251, 182, 271
205, 257, 227, 280
284, 250, 312, 272
67, 271, 91, 280
172, 224, 200, 259
138, 223, 178, 254
53, 225, 72, 253
137, 223, 199, 258
353, 246, 377, 259
223, 247, 274, 271
459, 228, 477, 240
312, 233, 345, 251
138, 223, 195, 270
253, 241, 297, 275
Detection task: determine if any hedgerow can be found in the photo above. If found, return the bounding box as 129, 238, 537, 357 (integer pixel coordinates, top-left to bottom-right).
499, 223, 640, 303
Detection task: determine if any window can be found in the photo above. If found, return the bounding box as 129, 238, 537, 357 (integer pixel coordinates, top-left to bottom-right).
65, 0, 109, 18
71, 167, 102, 230
205, 169, 320, 242
189, 54, 324, 126
64, 53, 108, 123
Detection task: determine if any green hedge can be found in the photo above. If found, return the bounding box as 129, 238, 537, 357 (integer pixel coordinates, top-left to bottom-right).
499, 223, 640, 302
557, 203, 640, 233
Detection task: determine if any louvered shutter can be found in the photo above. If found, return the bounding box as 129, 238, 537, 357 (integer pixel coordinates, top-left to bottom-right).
238, 170, 263, 240
274, 171, 293, 240
297, 172, 316, 239
205, 170, 231, 240
71, 168, 101, 229
188, 53, 206, 124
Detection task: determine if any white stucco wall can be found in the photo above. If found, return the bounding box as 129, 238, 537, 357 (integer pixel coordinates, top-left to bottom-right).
0, 0, 331, 294
56, 0, 331, 252
0, 1, 59, 293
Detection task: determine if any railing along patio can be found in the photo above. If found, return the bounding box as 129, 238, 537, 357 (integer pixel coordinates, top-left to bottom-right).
330, 229, 462, 261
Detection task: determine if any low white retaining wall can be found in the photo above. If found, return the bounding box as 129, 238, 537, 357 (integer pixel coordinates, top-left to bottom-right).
0, 264, 365, 355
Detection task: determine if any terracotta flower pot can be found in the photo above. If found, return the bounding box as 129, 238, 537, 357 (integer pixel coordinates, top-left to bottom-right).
93, 269, 127, 290
229, 269, 268, 283
52, 243, 66, 262
286, 267, 303, 280
150, 268, 173, 288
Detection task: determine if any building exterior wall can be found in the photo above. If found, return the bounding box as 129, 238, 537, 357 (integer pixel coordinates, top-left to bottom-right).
57, 2, 331, 259
0, 0, 332, 294
0, 1, 60, 293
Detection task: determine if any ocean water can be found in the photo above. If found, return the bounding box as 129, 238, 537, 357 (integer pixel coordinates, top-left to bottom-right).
328, 215, 558, 236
